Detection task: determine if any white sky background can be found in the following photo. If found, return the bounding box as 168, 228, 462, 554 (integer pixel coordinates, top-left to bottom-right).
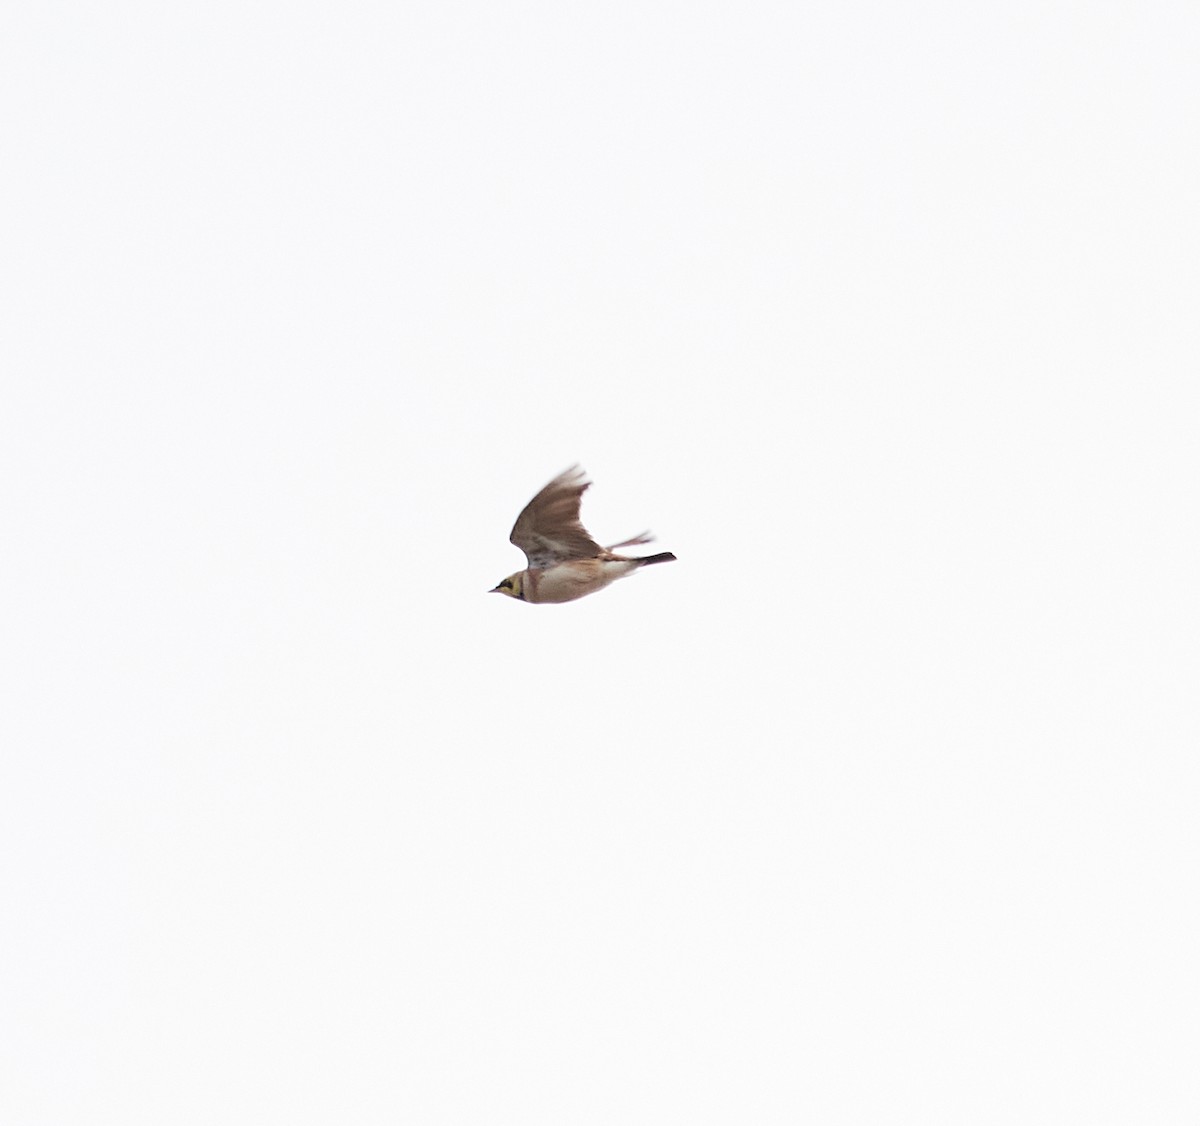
2, 1, 1198, 1122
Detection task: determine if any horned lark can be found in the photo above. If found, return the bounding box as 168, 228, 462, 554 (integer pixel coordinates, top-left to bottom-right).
490, 465, 676, 604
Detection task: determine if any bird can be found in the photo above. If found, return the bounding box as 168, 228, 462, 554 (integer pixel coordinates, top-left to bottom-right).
490, 465, 676, 604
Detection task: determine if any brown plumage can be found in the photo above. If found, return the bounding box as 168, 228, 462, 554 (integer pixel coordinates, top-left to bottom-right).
509, 465, 604, 568
491, 465, 676, 604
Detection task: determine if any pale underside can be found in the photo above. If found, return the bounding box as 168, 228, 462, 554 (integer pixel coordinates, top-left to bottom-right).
526, 558, 642, 603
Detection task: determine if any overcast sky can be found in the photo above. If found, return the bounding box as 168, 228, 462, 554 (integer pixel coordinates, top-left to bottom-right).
3, 2, 1198, 1122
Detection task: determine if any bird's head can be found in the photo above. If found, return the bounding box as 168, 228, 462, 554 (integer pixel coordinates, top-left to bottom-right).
489, 572, 526, 600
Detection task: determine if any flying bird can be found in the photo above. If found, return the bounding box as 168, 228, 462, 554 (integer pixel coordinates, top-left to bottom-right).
490, 465, 676, 604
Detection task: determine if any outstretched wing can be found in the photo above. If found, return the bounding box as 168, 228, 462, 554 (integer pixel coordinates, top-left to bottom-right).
510, 465, 605, 568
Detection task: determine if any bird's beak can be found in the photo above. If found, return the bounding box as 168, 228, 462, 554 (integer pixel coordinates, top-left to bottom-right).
488, 585, 501, 593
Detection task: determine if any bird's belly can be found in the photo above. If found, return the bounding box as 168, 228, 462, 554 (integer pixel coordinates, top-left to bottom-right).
532, 560, 634, 603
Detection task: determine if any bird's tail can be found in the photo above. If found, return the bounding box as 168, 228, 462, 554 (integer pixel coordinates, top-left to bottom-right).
637, 552, 677, 566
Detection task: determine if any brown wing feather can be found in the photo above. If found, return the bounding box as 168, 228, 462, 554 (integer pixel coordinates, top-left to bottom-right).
509, 465, 605, 568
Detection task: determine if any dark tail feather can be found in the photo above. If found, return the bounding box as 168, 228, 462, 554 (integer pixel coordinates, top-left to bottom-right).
637, 552, 677, 566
